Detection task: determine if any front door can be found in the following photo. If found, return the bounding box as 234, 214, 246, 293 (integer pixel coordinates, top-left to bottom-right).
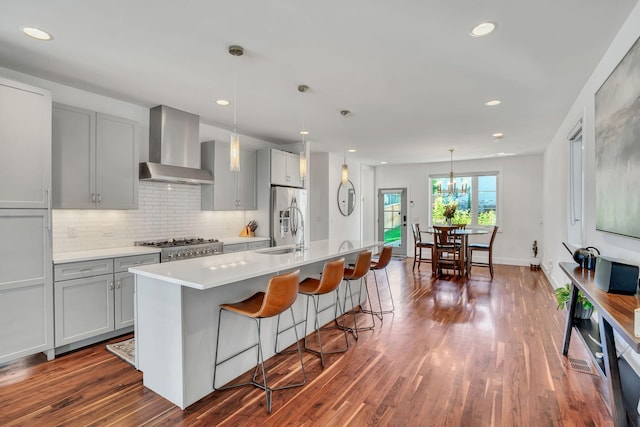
378, 188, 407, 257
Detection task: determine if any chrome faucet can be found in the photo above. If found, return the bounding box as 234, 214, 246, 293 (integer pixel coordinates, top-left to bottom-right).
286, 205, 305, 252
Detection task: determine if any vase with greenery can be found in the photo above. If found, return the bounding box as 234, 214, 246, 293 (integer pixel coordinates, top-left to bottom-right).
554, 283, 594, 319
443, 203, 457, 225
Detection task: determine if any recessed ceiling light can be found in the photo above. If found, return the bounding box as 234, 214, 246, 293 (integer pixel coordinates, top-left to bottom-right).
470, 22, 496, 38
380, 161, 387, 164
215, 99, 229, 106
21, 27, 52, 41
299, 130, 309, 135
485, 99, 501, 106
493, 132, 504, 139
348, 149, 356, 153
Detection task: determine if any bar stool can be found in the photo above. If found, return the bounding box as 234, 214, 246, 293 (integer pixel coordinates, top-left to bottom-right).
337, 250, 375, 340
276, 258, 349, 368
362, 246, 394, 319
213, 269, 305, 413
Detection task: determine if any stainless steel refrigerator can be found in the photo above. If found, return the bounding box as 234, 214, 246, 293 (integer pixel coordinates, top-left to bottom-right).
271, 186, 307, 247
0, 77, 54, 363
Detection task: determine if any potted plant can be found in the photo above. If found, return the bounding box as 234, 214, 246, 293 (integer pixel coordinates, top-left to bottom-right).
554, 283, 594, 319
530, 240, 541, 270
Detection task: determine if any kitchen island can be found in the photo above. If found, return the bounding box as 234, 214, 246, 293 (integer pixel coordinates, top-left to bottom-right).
129, 239, 380, 409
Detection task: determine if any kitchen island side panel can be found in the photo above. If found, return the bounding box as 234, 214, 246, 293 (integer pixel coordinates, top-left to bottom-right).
136, 277, 186, 408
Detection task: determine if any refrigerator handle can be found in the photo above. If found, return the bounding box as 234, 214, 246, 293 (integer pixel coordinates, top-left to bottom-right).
46, 189, 52, 231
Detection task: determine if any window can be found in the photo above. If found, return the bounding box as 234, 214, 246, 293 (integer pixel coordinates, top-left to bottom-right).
567, 118, 583, 244
430, 173, 498, 226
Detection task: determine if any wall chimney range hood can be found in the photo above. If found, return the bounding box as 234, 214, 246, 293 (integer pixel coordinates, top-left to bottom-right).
139, 105, 213, 184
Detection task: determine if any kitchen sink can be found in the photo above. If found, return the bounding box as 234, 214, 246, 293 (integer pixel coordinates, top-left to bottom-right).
255, 246, 300, 255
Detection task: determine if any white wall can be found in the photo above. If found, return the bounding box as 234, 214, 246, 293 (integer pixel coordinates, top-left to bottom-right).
309, 152, 329, 241
375, 154, 544, 265
542, 2, 640, 374
542, 1, 640, 288
329, 153, 362, 241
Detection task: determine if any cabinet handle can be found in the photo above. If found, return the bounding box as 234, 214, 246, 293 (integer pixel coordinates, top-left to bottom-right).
116, 279, 121, 289
97, 194, 102, 203
109, 281, 114, 290
92, 193, 96, 203
45, 189, 52, 231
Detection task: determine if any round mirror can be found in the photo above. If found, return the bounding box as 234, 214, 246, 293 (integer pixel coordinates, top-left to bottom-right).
337, 180, 356, 216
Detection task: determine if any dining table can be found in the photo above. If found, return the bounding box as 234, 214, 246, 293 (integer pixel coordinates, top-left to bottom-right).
422, 226, 489, 276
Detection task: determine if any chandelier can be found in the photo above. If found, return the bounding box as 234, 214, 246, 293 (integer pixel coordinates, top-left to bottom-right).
436, 148, 468, 198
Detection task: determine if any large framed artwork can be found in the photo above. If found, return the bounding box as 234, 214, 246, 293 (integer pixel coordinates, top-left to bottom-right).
595, 36, 640, 239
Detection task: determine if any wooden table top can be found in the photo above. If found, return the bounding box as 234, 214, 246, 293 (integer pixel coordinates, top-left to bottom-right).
560, 262, 640, 353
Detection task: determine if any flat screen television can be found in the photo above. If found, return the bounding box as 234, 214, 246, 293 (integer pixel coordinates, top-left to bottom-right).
594, 36, 640, 239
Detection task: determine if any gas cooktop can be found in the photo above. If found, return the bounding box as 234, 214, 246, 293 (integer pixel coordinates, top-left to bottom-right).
135, 237, 222, 262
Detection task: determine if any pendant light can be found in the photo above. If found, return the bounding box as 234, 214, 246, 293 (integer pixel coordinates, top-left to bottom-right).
340, 110, 351, 185
436, 148, 468, 198
298, 85, 309, 186
229, 45, 243, 172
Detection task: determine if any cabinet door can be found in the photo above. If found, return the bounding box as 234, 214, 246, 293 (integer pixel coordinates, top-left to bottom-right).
223, 243, 248, 253
270, 149, 289, 186
0, 78, 51, 209
52, 104, 96, 209
54, 274, 114, 345
213, 141, 239, 210
248, 240, 270, 250
96, 113, 138, 209
239, 149, 257, 210
286, 152, 302, 188
0, 210, 53, 364
114, 272, 135, 329
201, 141, 257, 211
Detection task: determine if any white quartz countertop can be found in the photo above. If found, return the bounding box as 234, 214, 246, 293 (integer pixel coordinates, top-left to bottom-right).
220, 236, 271, 245
53, 246, 161, 264
129, 239, 381, 290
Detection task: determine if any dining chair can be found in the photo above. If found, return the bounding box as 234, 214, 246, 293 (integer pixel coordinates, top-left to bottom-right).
467, 226, 499, 278
433, 225, 464, 276
411, 223, 434, 272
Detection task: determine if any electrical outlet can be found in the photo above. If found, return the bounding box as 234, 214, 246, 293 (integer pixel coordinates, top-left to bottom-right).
102, 225, 114, 237
68, 226, 77, 238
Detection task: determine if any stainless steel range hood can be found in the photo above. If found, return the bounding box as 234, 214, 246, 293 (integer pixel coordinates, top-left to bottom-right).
139, 105, 213, 184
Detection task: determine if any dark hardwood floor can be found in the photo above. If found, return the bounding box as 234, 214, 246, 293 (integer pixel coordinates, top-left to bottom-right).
0, 261, 614, 426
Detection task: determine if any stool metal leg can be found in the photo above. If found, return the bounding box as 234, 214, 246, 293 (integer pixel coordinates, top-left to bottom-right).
337, 277, 376, 340
362, 267, 394, 318
213, 307, 306, 414
303, 289, 349, 368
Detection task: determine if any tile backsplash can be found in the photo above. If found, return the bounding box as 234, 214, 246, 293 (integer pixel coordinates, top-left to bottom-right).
53, 181, 251, 252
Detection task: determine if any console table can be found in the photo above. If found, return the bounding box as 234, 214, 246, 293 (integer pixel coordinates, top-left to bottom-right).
560, 262, 640, 427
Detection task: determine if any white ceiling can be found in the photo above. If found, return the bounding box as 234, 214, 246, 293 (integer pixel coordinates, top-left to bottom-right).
1, 1, 637, 164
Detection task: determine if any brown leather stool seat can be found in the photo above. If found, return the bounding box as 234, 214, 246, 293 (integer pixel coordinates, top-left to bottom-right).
276, 258, 349, 368
213, 269, 305, 413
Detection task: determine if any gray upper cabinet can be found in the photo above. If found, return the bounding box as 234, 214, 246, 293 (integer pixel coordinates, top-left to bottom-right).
270, 148, 302, 188
201, 140, 257, 211
0, 79, 51, 209
52, 103, 138, 209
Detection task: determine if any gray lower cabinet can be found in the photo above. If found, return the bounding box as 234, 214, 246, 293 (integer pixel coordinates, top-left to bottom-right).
201, 140, 257, 211
54, 253, 158, 347
52, 103, 138, 209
